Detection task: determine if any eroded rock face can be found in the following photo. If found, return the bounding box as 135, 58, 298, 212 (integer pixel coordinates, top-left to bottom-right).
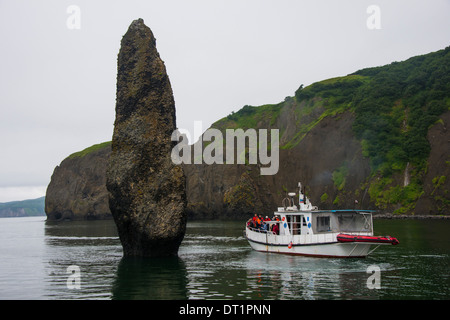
45, 143, 112, 221
106, 19, 187, 257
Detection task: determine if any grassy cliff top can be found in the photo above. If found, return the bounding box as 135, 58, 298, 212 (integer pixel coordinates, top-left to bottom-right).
66, 141, 111, 160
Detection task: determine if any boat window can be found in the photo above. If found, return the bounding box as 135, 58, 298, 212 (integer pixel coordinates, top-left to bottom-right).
337, 213, 372, 232
286, 216, 291, 228
316, 216, 331, 232
293, 215, 301, 235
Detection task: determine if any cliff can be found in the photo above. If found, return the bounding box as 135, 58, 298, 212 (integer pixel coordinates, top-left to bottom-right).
45, 142, 111, 220
45, 46, 450, 220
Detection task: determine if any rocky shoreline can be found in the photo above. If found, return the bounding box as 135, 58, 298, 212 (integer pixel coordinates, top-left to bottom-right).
373, 213, 450, 219
184, 213, 450, 220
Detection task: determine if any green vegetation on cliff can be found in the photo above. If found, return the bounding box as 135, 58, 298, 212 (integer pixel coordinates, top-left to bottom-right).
216, 103, 283, 130
0, 197, 45, 217
67, 141, 111, 160
216, 46, 450, 214
352, 48, 450, 174
350, 47, 450, 213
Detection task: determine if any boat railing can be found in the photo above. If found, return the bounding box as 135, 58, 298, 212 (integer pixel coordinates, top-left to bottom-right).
246, 225, 277, 235
246, 218, 305, 236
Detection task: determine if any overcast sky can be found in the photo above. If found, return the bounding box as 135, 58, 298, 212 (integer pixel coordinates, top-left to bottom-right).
0, 0, 449, 202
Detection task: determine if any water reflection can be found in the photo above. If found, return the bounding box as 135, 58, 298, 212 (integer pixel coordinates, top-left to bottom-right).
112, 257, 188, 299
239, 250, 384, 300
43, 219, 121, 299
29, 218, 450, 299
179, 220, 388, 300
44, 219, 119, 240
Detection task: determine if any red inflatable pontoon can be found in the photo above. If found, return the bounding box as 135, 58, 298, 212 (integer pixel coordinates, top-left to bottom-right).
337, 234, 399, 245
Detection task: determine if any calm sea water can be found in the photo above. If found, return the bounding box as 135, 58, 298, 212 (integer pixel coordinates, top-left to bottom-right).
0, 216, 448, 300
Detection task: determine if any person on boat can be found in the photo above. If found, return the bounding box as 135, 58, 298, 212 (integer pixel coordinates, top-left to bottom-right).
261, 222, 268, 232
256, 216, 262, 229
272, 223, 279, 235
249, 214, 258, 230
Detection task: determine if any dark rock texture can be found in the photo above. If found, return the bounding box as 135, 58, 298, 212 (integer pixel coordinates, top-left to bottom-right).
106, 19, 187, 257
184, 111, 371, 218
45, 143, 111, 221
415, 110, 450, 214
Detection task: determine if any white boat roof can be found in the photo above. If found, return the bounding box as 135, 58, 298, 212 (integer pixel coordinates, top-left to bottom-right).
275, 209, 376, 215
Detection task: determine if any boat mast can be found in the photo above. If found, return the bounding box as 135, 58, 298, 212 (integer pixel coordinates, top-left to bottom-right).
298, 182, 316, 211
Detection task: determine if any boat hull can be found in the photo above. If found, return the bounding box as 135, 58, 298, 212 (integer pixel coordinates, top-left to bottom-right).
246, 236, 373, 258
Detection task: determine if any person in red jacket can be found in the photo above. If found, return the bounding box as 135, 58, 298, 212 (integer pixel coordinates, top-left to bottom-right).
272, 223, 279, 235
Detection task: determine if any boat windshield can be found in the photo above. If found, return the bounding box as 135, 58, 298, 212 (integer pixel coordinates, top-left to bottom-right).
335, 212, 372, 233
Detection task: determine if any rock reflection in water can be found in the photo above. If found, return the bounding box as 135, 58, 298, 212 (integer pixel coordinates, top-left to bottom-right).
112, 257, 188, 299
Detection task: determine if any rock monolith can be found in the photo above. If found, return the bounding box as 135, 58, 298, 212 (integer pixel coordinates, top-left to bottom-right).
106, 19, 187, 257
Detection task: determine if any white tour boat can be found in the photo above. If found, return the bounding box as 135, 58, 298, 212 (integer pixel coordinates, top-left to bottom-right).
245, 183, 399, 258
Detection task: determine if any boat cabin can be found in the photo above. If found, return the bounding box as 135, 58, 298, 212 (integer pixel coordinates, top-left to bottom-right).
275, 209, 374, 237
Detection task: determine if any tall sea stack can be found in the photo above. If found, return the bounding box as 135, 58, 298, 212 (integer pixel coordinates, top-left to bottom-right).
106, 19, 187, 257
